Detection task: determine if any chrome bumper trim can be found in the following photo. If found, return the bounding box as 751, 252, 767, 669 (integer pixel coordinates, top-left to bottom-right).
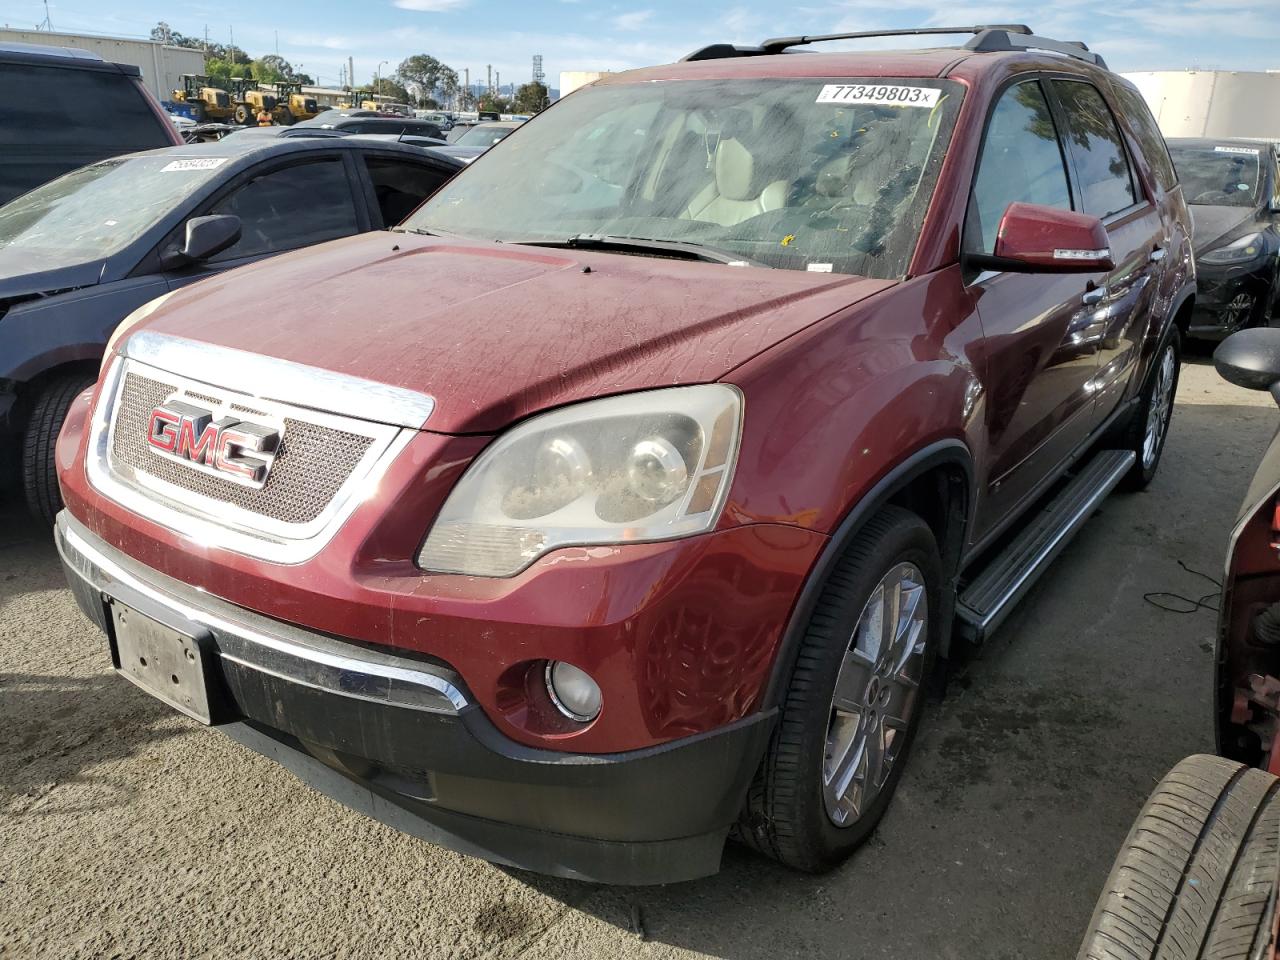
57, 512, 469, 715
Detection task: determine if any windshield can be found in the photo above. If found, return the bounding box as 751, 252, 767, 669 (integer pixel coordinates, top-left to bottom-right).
1170, 144, 1262, 206
455, 123, 516, 147
0, 154, 224, 270
407, 78, 962, 278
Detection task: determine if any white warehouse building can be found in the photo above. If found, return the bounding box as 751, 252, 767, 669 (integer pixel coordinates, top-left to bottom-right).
1124, 70, 1280, 140
0, 28, 205, 101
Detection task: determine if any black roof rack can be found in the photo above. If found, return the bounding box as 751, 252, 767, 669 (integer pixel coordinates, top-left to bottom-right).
682, 25, 1108, 69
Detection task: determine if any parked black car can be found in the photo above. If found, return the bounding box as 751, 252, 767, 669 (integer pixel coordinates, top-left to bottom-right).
0, 42, 181, 206
315, 117, 448, 140
1167, 138, 1280, 339
432, 121, 523, 163
0, 135, 462, 523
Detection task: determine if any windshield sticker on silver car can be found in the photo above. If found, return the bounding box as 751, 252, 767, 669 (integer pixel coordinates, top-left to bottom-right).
816, 84, 942, 108
1215, 145, 1260, 155
161, 158, 229, 172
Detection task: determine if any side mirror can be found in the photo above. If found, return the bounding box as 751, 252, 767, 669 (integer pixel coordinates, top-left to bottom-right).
1215, 328, 1280, 403
164, 215, 241, 268
968, 202, 1115, 274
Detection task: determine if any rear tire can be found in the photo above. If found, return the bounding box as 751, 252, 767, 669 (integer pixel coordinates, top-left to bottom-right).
1120, 326, 1180, 491
278, 107, 295, 126
735, 506, 942, 872
1077, 755, 1280, 960
21, 373, 96, 527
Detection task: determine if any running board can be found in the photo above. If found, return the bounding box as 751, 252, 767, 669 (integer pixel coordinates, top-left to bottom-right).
956, 449, 1136, 644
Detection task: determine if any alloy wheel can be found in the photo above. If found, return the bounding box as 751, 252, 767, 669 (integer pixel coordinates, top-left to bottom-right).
823, 562, 928, 826
1142, 343, 1176, 470
1222, 293, 1255, 332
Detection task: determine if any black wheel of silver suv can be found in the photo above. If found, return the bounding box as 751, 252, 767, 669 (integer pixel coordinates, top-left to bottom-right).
735, 506, 941, 871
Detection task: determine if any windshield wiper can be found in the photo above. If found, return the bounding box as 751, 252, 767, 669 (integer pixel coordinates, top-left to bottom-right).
511, 234, 770, 268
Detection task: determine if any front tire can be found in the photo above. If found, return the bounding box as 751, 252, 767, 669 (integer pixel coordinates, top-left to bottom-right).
1077, 755, 1280, 960
22, 373, 96, 526
1120, 327, 1180, 491
735, 506, 941, 871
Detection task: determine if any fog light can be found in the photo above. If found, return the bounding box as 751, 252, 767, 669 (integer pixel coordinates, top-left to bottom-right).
545, 661, 602, 722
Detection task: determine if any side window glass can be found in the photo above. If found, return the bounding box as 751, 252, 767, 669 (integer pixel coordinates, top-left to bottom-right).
1050, 80, 1139, 218
1113, 84, 1177, 192
207, 158, 358, 261
364, 157, 447, 225
968, 80, 1073, 254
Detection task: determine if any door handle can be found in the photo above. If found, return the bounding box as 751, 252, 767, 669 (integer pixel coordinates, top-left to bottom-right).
1082, 286, 1108, 306
1149, 248, 1167, 263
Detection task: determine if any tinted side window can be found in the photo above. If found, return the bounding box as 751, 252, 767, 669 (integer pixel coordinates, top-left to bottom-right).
0, 63, 173, 203
208, 158, 359, 261
1050, 80, 1139, 218
1112, 84, 1177, 192
364, 157, 449, 225
968, 80, 1073, 254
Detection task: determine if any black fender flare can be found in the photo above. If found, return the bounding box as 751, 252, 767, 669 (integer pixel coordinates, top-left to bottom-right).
761, 438, 975, 709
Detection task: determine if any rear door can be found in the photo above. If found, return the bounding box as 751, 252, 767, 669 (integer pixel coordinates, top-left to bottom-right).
966, 77, 1106, 534
158, 152, 367, 291
1046, 78, 1166, 418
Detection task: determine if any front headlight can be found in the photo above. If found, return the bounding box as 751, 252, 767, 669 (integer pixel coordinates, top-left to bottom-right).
418, 384, 743, 577
102, 291, 176, 368
1201, 232, 1265, 265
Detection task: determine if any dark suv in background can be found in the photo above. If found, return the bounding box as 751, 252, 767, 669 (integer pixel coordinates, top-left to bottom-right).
57, 25, 1194, 884
0, 42, 180, 205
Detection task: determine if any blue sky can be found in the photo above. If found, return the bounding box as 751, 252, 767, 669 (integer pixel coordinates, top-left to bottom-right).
4, 0, 1277, 91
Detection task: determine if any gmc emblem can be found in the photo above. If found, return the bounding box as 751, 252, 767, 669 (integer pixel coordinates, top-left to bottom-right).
146, 398, 281, 489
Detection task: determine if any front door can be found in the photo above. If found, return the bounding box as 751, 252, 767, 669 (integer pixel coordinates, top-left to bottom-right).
965, 78, 1105, 537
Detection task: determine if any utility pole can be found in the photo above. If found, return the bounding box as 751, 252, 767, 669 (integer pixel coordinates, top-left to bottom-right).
463, 67, 469, 108
495, 70, 500, 96
486, 64, 492, 95
37, 0, 53, 31
348, 56, 354, 93
274, 31, 278, 55
533, 54, 543, 85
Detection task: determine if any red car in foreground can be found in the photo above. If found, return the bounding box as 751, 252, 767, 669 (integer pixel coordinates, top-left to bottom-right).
57, 26, 1194, 883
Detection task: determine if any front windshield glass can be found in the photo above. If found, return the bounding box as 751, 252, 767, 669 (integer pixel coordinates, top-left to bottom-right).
455, 123, 515, 147
0, 154, 225, 270
406, 78, 963, 278
1169, 144, 1262, 206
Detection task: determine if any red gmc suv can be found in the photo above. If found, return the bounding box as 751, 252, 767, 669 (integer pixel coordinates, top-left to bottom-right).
55, 26, 1195, 884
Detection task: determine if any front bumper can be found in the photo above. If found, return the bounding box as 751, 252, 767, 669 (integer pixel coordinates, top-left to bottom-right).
57, 511, 775, 884
1188, 257, 1275, 339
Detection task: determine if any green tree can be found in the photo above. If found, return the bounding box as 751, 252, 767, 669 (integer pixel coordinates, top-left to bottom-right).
251, 54, 298, 84
512, 81, 549, 115
395, 54, 459, 107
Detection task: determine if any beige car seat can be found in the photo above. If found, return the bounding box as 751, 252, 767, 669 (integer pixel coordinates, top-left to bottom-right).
682, 138, 788, 227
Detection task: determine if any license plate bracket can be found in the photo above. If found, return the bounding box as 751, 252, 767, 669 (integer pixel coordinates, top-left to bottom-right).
108, 601, 223, 725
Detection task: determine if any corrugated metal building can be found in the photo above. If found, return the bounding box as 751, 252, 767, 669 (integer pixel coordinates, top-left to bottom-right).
0, 28, 205, 101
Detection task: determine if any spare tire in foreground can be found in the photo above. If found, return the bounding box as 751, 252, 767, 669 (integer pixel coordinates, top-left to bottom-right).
1078, 754, 1279, 960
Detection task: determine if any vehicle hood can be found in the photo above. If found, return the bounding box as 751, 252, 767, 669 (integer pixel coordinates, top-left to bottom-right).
0, 255, 103, 301
1191, 204, 1257, 253
135, 231, 894, 433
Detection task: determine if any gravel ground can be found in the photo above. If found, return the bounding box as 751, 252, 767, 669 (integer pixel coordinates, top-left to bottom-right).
0, 358, 1274, 960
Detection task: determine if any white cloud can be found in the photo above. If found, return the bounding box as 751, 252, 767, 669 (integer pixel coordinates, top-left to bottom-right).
612, 10, 654, 30
392, 0, 468, 10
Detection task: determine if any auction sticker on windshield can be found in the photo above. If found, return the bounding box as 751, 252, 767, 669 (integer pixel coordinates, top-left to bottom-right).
1215, 145, 1260, 155
816, 84, 942, 107
161, 158, 228, 172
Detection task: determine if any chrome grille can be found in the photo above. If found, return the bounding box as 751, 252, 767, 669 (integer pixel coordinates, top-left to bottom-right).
110, 371, 374, 526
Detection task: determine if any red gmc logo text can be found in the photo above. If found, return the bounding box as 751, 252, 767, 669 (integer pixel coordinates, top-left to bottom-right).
147, 399, 281, 488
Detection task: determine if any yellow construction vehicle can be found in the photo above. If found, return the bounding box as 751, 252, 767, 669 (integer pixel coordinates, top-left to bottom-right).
172, 74, 235, 123
272, 81, 319, 125
228, 78, 278, 125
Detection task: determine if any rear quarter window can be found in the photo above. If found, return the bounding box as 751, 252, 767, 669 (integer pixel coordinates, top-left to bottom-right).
0, 62, 172, 203
1111, 84, 1178, 193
